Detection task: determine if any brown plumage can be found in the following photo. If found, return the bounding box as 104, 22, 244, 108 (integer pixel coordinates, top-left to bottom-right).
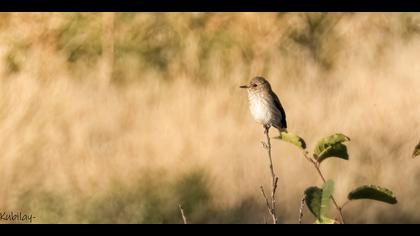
240, 76, 287, 133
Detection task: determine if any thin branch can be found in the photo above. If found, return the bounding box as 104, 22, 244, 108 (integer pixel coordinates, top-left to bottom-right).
259, 126, 278, 224
298, 194, 306, 224
302, 151, 346, 224
178, 204, 188, 224
315, 164, 345, 224
260, 186, 274, 219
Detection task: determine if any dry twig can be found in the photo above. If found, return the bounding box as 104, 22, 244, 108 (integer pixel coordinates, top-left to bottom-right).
178, 204, 188, 224
260, 126, 278, 224
298, 194, 306, 224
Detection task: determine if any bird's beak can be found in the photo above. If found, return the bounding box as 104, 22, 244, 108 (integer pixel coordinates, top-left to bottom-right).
239, 85, 248, 89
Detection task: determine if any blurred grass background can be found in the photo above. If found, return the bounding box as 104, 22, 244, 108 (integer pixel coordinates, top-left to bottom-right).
0, 12, 419, 223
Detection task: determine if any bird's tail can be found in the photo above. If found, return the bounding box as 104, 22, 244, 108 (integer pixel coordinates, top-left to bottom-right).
272, 124, 287, 136
277, 127, 288, 136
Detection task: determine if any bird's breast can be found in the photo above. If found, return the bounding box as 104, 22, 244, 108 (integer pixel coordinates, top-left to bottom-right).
248, 93, 271, 125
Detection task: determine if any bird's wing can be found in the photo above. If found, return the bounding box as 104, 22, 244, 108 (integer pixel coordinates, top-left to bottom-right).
272, 92, 287, 129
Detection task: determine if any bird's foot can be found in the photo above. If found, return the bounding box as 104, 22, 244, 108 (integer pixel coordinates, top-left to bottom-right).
263, 125, 270, 135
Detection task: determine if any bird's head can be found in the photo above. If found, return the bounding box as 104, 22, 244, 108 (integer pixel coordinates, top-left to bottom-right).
240, 76, 271, 92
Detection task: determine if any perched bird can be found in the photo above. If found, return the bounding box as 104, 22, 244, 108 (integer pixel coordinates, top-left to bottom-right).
240, 76, 287, 134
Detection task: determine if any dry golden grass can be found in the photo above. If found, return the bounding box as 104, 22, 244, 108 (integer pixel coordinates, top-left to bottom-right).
0, 12, 419, 223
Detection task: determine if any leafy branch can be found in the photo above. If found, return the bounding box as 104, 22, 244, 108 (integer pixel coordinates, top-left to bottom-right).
302, 149, 345, 223
276, 132, 398, 224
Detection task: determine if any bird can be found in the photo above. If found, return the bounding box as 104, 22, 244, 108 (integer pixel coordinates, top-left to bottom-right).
240, 76, 287, 135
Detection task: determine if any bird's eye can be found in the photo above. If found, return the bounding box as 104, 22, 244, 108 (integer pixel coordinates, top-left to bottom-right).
252, 84, 257, 87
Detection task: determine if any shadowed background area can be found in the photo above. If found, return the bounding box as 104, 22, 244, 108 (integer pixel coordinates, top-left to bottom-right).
0, 12, 419, 223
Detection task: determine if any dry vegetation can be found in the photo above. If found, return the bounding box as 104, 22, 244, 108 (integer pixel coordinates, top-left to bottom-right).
0, 12, 419, 223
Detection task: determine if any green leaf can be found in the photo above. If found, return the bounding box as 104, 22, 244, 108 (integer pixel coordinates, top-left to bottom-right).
274, 132, 307, 149
317, 143, 348, 162
413, 140, 420, 158
304, 180, 335, 222
348, 185, 397, 204
320, 180, 334, 219
305, 186, 322, 219
315, 218, 336, 224
314, 133, 350, 163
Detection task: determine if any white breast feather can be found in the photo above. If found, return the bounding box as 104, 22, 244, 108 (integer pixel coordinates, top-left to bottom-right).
248, 94, 271, 125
